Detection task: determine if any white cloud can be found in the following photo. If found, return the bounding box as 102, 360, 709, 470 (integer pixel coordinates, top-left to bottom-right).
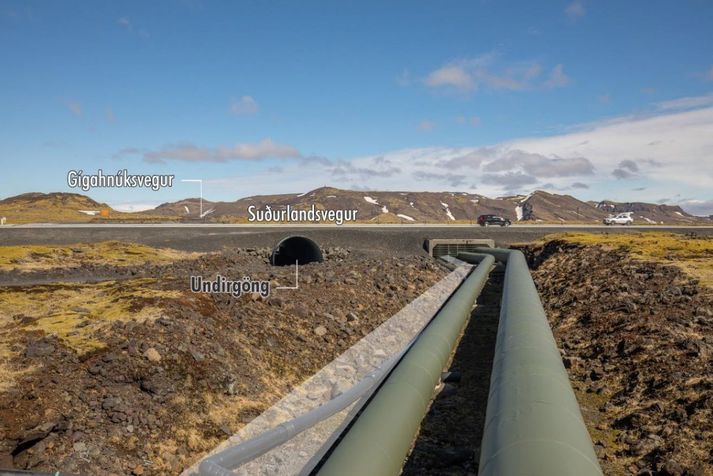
506, 97, 713, 201
115, 94, 713, 215
565, 1, 586, 19
656, 93, 713, 111
425, 63, 475, 91
544, 64, 570, 89
424, 54, 567, 93
229, 96, 259, 115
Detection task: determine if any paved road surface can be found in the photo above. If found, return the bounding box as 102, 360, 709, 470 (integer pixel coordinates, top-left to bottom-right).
2, 224, 712, 254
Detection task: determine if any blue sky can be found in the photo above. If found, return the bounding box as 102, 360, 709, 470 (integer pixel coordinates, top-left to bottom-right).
1, 0, 713, 214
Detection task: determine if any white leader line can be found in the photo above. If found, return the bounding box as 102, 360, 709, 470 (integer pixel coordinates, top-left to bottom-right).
180, 179, 203, 217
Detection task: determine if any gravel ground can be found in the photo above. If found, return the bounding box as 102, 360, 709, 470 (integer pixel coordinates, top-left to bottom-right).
0, 246, 447, 475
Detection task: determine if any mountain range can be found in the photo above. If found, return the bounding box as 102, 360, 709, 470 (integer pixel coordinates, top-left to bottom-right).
0, 188, 709, 225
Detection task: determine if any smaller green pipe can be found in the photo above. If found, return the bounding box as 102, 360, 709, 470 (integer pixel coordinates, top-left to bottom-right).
318, 255, 495, 476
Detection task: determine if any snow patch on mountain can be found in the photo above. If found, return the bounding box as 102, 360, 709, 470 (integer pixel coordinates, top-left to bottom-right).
364, 196, 379, 205
397, 214, 415, 221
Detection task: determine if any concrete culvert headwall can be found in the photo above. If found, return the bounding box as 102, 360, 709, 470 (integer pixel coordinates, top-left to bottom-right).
271, 236, 323, 266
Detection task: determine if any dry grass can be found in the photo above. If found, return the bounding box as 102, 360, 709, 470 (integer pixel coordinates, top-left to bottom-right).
0, 279, 181, 354
546, 232, 713, 289
0, 241, 201, 272
0, 340, 38, 393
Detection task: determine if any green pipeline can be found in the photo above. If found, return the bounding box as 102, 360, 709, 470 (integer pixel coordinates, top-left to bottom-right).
318, 255, 495, 476
465, 249, 603, 476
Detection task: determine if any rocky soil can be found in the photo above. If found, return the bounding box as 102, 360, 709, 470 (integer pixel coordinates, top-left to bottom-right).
0, 246, 447, 475
521, 240, 713, 476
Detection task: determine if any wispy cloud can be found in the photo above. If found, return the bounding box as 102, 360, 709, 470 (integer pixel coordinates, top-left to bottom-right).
396, 69, 412, 87
655, 93, 713, 111
229, 96, 259, 115
483, 150, 594, 176
65, 100, 82, 117
116, 139, 301, 163
118, 17, 131, 29
456, 115, 481, 127
424, 54, 568, 93
703, 65, 713, 82
544, 64, 570, 89
598, 93, 612, 104
425, 62, 477, 91
565, 0, 586, 20
418, 120, 435, 131
117, 16, 149, 38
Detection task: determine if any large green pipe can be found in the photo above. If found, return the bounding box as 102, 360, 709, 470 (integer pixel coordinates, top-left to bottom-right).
318, 255, 495, 476
476, 249, 602, 476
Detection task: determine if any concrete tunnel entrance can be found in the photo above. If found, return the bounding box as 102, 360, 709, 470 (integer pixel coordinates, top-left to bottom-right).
271, 236, 324, 266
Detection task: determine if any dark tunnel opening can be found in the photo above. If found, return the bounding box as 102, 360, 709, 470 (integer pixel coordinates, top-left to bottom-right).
270, 236, 324, 266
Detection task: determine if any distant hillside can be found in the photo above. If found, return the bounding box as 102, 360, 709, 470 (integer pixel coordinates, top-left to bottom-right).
594, 200, 700, 225
141, 187, 709, 224
0, 192, 180, 224
0, 188, 709, 225
0, 193, 115, 224
138, 187, 709, 225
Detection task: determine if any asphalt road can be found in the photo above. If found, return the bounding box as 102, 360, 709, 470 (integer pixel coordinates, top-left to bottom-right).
2, 224, 712, 254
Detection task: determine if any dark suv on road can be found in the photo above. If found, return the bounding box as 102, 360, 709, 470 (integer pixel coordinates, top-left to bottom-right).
477, 214, 511, 227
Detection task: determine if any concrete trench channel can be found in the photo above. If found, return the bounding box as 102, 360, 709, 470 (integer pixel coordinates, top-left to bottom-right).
190, 239, 602, 476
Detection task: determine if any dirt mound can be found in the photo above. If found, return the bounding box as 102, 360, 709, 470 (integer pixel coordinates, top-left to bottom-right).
0, 246, 447, 475
522, 240, 713, 475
